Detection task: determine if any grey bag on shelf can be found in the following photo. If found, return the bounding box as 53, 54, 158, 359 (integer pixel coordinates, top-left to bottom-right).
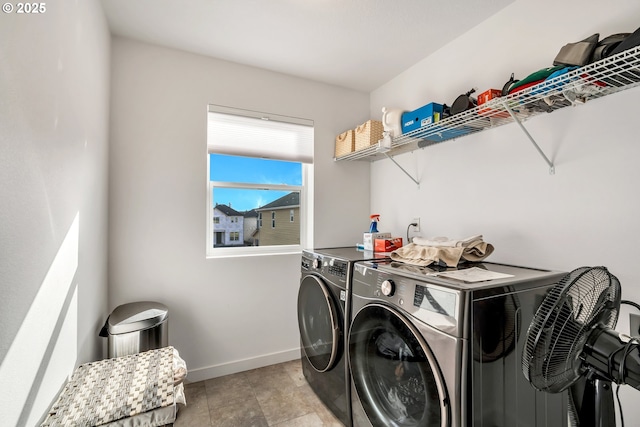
553, 33, 599, 67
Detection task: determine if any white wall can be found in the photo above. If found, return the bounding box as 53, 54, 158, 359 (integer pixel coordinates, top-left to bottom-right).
0, 1, 111, 425
369, 0, 640, 421
108, 38, 371, 381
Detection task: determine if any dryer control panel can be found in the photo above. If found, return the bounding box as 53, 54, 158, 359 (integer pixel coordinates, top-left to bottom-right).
326, 260, 347, 279
301, 252, 348, 286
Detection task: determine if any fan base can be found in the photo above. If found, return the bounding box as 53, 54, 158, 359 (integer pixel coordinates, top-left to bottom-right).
570, 377, 615, 427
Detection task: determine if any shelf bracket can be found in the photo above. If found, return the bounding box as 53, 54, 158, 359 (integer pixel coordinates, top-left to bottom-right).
502, 101, 555, 175
383, 152, 420, 187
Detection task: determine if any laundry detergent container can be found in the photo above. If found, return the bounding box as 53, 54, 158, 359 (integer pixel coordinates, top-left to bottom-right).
102, 301, 168, 358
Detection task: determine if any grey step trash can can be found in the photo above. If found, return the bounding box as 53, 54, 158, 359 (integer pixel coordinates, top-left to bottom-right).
100, 301, 169, 358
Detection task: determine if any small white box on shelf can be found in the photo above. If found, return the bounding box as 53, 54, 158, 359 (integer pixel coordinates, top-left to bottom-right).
363, 232, 391, 251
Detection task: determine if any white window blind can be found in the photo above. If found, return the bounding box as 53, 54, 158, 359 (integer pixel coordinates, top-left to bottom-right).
207, 104, 314, 163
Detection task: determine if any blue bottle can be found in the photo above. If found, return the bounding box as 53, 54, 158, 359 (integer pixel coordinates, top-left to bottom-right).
369, 214, 380, 233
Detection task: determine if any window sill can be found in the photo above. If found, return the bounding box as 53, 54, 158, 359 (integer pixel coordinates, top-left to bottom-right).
206, 245, 302, 259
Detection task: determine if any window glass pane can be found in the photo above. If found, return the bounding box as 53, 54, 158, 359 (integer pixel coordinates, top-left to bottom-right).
210, 154, 302, 185
212, 187, 300, 248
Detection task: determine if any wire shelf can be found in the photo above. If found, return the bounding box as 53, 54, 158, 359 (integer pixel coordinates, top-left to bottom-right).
335, 45, 640, 162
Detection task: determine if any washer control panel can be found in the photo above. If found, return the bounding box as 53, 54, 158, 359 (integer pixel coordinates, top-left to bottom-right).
353, 262, 463, 336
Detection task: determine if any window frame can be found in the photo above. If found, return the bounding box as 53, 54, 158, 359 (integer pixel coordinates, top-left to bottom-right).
207, 176, 312, 258
206, 105, 313, 258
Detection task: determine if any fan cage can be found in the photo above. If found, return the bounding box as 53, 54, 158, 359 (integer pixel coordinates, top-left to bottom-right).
522, 266, 621, 393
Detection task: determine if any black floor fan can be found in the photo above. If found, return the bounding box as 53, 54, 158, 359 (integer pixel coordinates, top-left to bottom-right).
522, 266, 640, 427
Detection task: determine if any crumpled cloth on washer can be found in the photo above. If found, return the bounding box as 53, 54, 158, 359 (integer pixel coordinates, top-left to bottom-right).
390, 235, 494, 267
412, 234, 483, 248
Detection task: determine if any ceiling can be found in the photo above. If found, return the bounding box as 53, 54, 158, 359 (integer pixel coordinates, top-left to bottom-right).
100, 0, 515, 92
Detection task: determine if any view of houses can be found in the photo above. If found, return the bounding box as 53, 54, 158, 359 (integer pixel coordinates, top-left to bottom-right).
213, 192, 300, 247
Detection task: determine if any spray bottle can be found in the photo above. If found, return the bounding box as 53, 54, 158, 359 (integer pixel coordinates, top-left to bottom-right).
369, 214, 380, 233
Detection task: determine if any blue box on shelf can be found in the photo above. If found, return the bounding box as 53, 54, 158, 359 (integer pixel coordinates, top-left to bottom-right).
424, 125, 474, 142
401, 102, 444, 134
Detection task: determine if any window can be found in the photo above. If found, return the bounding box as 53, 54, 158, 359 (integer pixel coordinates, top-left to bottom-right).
207, 105, 313, 257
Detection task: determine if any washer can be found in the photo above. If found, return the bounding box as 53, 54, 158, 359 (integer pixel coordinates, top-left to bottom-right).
348, 260, 569, 427
298, 248, 389, 427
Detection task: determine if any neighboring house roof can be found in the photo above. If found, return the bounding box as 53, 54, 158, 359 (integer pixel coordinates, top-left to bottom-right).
243, 209, 259, 218
215, 204, 243, 217
256, 192, 299, 211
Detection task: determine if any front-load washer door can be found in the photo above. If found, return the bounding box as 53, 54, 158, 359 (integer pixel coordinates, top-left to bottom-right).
298, 274, 341, 372
349, 303, 450, 427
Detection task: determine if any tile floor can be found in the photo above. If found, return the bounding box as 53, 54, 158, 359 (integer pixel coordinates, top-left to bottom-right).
173, 359, 343, 427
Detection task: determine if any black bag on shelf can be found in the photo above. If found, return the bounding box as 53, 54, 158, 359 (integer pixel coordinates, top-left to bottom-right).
607, 26, 640, 57
601, 27, 640, 86
592, 33, 631, 62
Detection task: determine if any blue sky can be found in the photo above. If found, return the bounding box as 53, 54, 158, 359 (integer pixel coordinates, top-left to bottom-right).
210, 154, 302, 212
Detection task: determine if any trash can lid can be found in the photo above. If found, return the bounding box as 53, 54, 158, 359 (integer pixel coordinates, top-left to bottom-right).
108, 301, 168, 335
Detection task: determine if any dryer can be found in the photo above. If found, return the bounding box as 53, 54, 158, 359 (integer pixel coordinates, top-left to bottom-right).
298, 248, 389, 426
348, 260, 569, 427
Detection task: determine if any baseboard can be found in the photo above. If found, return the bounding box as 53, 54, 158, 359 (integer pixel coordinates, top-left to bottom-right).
186, 347, 301, 383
